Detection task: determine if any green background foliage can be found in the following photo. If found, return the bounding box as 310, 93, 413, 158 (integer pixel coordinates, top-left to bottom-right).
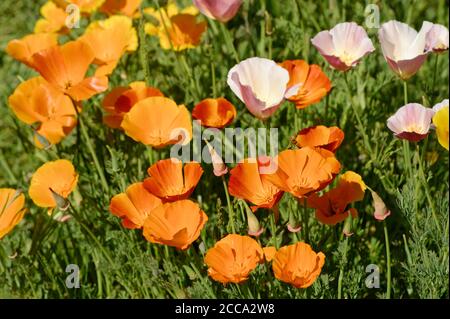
0, 0, 448, 298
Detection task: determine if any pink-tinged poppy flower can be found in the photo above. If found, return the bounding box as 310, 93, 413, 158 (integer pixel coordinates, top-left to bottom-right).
193, 0, 242, 23
227, 57, 297, 120
426, 23, 449, 53
387, 103, 434, 142
311, 22, 375, 71
378, 20, 433, 80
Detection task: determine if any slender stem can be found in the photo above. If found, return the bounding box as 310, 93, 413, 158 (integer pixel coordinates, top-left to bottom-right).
178, 53, 201, 100
146, 147, 153, 166
79, 117, 109, 194
0, 151, 17, 183
222, 176, 235, 233
219, 22, 239, 63
69, 206, 114, 264
402, 140, 413, 180
403, 81, 408, 105
431, 54, 439, 99
270, 212, 278, 249
383, 222, 391, 299
417, 146, 441, 232
302, 198, 309, 243
402, 81, 413, 180
337, 236, 348, 299
343, 72, 372, 154
211, 62, 217, 97
138, 7, 151, 85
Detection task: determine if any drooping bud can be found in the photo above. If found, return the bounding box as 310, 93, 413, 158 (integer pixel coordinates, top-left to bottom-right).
244, 202, 263, 237
370, 190, 391, 221
287, 210, 301, 233
205, 140, 228, 177
343, 214, 353, 237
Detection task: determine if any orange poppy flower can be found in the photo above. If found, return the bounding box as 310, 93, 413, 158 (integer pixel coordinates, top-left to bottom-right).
121, 96, 192, 148
81, 16, 138, 76
280, 60, 331, 109
263, 246, 277, 262
109, 182, 162, 229
146, 12, 207, 51
143, 158, 203, 202
273, 242, 325, 288
28, 159, 78, 214
100, 0, 142, 17
228, 157, 284, 212
192, 98, 237, 128
31, 40, 108, 101
293, 125, 344, 153
8, 77, 77, 148
142, 199, 208, 250
0, 189, 27, 240
102, 82, 164, 128
204, 234, 264, 284
34, 1, 70, 34
52, 0, 105, 13
307, 171, 366, 225
266, 147, 341, 199
6, 33, 58, 67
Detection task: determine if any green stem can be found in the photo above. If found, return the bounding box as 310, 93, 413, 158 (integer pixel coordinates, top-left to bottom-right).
219, 22, 239, 63
79, 117, 109, 194
138, 7, 151, 85
383, 222, 391, 299
431, 52, 439, 99
0, 151, 17, 184
343, 72, 372, 154
178, 53, 201, 100
301, 198, 309, 243
417, 146, 441, 232
211, 62, 217, 97
222, 176, 235, 233
146, 147, 153, 165
402, 81, 413, 180
337, 236, 348, 299
270, 212, 278, 249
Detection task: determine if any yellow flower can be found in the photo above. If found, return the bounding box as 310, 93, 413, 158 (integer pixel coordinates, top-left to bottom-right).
0, 189, 27, 240
144, 1, 206, 51
34, 1, 70, 34
86, 15, 138, 51
82, 15, 138, 75
433, 105, 449, 150
52, 0, 105, 13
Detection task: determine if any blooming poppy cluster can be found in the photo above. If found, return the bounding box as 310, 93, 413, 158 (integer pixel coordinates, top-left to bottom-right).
2, 0, 448, 294
110, 158, 207, 250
